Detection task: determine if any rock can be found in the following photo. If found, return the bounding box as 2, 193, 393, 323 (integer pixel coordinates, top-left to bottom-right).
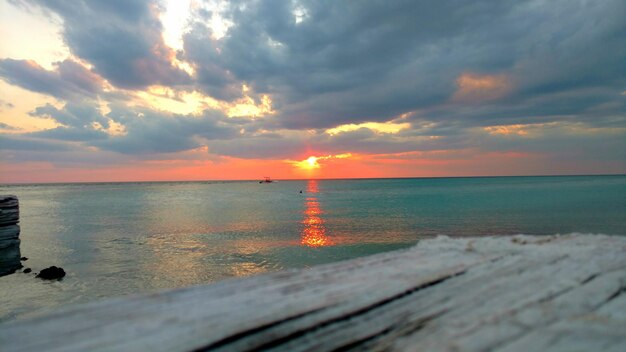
23, 268, 31, 273
20, 256, 28, 261
36, 266, 66, 280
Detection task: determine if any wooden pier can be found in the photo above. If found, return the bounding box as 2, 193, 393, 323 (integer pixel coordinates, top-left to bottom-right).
0, 195, 20, 276
0, 233, 625, 351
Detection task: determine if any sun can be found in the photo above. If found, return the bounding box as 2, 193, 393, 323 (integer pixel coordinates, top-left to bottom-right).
306, 156, 319, 168
291, 153, 353, 171
293, 156, 321, 170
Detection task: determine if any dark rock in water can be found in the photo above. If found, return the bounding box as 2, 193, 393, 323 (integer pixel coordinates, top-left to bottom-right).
23, 268, 31, 273
20, 256, 28, 261
37, 266, 65, 280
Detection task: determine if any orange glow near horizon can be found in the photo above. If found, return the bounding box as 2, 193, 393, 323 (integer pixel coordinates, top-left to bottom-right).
291, 153, 352, 172
2, 143, 620, 184
298, 156, 320, 170
292, 155, 321, 171
301, 180, 332, 247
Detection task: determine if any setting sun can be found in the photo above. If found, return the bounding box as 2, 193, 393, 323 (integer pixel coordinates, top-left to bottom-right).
293, 156, 321, 170
291, 153, 353, 172
306, 156, 319, 168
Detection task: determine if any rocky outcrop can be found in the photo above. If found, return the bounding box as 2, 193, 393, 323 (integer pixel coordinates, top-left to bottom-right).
0, 195, 21, 276
36, 266, 66, 280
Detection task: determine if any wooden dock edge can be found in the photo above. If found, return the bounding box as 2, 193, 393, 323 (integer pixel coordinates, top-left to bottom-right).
1, 234, 625, 351
0, 195, 21, 276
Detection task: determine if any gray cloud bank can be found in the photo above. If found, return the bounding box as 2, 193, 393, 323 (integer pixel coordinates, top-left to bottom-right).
0, 0, 624, 172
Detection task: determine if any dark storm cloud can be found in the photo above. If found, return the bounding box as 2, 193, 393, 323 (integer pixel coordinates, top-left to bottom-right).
23, 101, 239, 155
0, 59, 103, 99
29, 102, 110, 129
0, 134, 72, 151
183, 0, 625, 130
475, 125, 626, 165
2, 0, 624, 170
28, 127, 109, 142
95, 108, 238, 154
206, 126, 465, 160
0, 142, 136, 166
20, 0, 191, 89
207, 134, 306, 159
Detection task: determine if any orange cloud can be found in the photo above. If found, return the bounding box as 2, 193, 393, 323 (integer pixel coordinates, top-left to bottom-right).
453, 72, 511, 102
483, 124, 529, 136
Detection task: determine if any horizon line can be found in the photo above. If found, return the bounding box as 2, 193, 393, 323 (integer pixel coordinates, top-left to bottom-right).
1, 173, 624, 186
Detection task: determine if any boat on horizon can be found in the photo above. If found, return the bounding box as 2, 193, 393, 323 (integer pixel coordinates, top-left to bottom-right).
259, 176, 274, 183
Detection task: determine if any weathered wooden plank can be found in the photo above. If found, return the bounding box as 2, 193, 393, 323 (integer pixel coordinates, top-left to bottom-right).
0, 195, 19, 207
0, 224, 20, 242
0, 234, 625, 352
0, 195, 20, 276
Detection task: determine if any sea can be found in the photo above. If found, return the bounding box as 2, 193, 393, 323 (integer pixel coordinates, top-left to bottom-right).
0, 175, 624, 322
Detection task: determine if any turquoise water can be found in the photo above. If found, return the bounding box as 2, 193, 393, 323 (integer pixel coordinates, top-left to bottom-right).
0, 175, 624, 321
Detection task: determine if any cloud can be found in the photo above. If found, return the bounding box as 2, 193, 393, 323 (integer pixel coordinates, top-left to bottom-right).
452, 73, 511, 103
27, 127, 109, 142
25, 0, 191, 89
0, 122, 20, 131
29, 102, 110, 128
180, 0, 625, 131
1, 0, 624, 177
20, 101, 240, 155
0, 99, 15, 110
95, 109, 237, 154
0, 134, 72, 151
0, 59, 103, 99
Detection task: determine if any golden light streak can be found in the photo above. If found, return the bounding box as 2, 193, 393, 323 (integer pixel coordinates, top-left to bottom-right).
291, 153, 352, 170
133, 84, 274, 118
483, 124, 529, 136
301, 180, 332, 247
133, 88, 216, 115
482, 122, 563, 137
92, 120, 127, 136
326, 121, 410, 135
484, 122, 626, 137
227, 93, 274, 118
160, 0, 192, 51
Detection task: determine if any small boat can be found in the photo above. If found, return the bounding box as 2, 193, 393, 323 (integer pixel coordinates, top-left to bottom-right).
259, 176, 273, 183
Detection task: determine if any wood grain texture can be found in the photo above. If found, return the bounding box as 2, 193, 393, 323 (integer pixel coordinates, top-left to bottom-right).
0, 195, 20, 276
0, 234, 624, 352
0, 195, 19, 227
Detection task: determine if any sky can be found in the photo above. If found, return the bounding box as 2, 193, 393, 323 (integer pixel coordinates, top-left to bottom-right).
0, 0, 624, 183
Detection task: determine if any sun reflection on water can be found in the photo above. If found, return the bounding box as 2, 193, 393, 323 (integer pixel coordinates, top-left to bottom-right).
301, 180, 332, 247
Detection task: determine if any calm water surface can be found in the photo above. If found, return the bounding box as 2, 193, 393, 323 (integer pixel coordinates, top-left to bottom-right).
0, 176, 624, 321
